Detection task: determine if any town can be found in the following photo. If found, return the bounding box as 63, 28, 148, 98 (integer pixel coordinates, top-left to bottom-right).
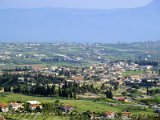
0, 43, 160, 120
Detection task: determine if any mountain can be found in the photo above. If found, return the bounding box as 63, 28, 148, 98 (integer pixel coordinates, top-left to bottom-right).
0, 0, 160, 43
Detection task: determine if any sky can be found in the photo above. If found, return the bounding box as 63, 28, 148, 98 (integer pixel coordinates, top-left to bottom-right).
0, 0, 154, 9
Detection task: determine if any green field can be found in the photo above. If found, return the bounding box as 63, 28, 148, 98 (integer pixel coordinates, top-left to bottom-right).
0, 93, 122, 113
0, 93, 155, 116
123, 70, 146, 77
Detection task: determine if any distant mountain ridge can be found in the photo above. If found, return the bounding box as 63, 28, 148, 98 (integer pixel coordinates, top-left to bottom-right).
0, 0, 160, 43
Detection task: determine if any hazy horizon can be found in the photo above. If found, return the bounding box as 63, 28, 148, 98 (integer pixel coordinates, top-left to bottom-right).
0, 0, 159, 43
0, 0, 153, 9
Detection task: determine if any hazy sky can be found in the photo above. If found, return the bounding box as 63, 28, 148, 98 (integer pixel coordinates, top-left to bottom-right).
0, 0, 154, 9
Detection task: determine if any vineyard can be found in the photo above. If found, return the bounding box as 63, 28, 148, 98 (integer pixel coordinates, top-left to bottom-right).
1, 113, 68, 120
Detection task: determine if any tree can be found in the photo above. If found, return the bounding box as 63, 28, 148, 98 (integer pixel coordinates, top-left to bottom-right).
146, 86, 149, 95
61, 88, 68, 98
58, 84, 62, 97
122, 92, 127, 96
89, 84, 94, 92
46, 85, 52, 96
101, 83, 105, 90
51, 85, 55, 96
73, 81, 77, 99
61, 81, 69, 98
69, 90, 73, 98
105, 89, 113, 99
114, 84, 119, 91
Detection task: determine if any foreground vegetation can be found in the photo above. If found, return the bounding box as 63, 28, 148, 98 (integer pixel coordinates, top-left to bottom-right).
0, 112, 68, 120
0, 93, 121, 113
0, 93, 156, 115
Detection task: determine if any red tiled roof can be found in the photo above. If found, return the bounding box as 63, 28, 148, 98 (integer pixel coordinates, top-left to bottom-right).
104, 112, 115, 116
117, 97, 125, 101
0, 103, 7, 108
31, 104, 40, 108
121, 112, 132, 117
72, 76, 84, 81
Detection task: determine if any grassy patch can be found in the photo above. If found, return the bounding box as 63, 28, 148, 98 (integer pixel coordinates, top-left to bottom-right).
0, 93, 122, 112
1, 113, 68, 120
0, 93, 155, 115
123, 70, 146, 77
